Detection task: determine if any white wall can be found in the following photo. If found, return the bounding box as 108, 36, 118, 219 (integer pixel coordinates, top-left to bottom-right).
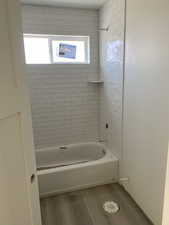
122, 0, 169, 224
99, 0, 125, 158
22, 5, 100, 149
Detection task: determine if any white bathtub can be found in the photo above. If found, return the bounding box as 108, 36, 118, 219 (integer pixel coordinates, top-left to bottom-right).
36, 142, 118, 197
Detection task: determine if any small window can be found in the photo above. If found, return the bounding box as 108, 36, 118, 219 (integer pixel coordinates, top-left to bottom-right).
24, 34, 90, 64
24, 36, 50, 64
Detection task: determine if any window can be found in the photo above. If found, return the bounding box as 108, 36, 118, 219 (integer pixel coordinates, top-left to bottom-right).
24, 36, 50, 64
24, 34, 90, 64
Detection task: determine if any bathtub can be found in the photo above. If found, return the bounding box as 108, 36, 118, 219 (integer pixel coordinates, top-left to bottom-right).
36, 142, 118, 197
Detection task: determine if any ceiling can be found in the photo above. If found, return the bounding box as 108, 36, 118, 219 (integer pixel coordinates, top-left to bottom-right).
21, 0, 107, 9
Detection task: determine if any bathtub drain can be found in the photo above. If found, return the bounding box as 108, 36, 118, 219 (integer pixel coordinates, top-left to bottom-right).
103, 201, 119, 214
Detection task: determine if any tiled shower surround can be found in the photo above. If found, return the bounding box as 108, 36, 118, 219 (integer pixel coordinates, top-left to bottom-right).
22, 6, 100, 149
22, 0, 125, 159
26, 65, 100, 148
99, 0, 125, 159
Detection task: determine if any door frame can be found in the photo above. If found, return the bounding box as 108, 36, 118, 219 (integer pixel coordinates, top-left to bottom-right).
5, 1, 42, 224
162, 144, 169, 225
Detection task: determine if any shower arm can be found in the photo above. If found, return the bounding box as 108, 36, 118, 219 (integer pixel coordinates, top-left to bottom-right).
97, 26, 110, 32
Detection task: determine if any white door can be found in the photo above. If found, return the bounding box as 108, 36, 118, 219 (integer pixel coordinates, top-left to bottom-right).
0, 1, 41, 225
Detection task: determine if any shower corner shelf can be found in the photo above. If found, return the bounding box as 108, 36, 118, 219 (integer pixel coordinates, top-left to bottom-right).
88, 80, 104, 84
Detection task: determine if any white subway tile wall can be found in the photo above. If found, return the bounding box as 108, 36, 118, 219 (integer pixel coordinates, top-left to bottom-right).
22, 2, 125, 154
99, 0, 125, 158
22, 6, 100, 149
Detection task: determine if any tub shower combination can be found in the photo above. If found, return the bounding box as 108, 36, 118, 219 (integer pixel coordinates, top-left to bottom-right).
36, 142, 118, 197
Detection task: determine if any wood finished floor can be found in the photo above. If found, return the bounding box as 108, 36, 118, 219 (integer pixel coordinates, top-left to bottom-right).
40, 184, 153, 225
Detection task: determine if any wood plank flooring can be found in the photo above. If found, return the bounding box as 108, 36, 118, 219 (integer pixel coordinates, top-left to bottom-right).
40, 183, 153, 225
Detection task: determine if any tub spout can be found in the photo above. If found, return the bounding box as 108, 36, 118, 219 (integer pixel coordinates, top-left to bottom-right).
99, 139, 106, 143
60, 146, 68, 150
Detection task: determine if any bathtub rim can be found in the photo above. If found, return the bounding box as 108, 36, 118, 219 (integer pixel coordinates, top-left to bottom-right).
36, 142, 117, 176
36, 141, 107, 153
